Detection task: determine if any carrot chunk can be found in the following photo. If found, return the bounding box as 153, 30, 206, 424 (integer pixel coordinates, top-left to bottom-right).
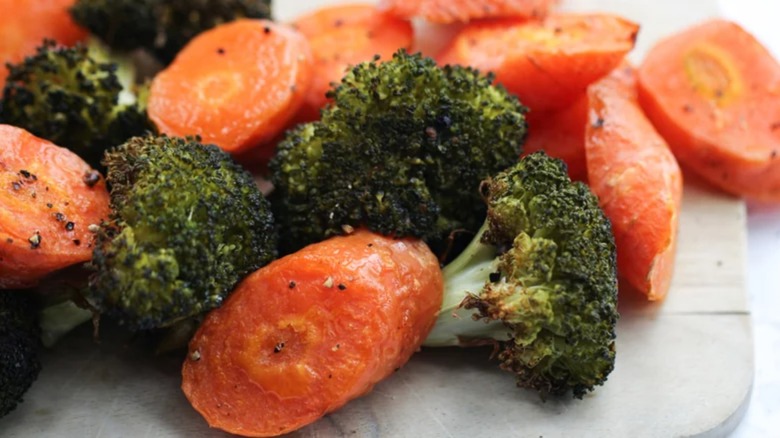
586, 65, 683, 300
637, 19, 780, 202
148, 19, 314, 156
293, 4, 414, 121
182, 229, 443, 437
0, 125, 110, 289
379, 0, 556, 24
438, 13, 639, 111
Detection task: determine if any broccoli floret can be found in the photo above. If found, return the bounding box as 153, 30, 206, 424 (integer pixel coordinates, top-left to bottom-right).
271, 50, 528, 253
424, 152, 619, 399
0, 40, 153, 169
1, 291, 41, 418
89, 135, 278, 331
70, 0, 272, 63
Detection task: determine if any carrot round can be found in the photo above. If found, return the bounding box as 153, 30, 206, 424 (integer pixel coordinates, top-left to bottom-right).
0, 125, 110, 289
438, 13, 639, 112
379, 0, 555, 24
637, 19, 780, 202
148, 19, 314, 156
182, 229, 443, 437
0, 0, 87, 88
586, 65, 683, 301
523, 94, 588, 182
293, 4, 414, 122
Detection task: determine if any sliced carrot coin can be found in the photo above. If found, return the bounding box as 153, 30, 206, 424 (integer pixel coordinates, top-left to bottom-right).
148, 19, 314, 156
0, 125, 110, 289
293, 4, 414, 122
182, 229, 443, 436
586, 64, 683, 300
438, 13, 639, 112
637, 19, 780, 202
379, 0, 556, 24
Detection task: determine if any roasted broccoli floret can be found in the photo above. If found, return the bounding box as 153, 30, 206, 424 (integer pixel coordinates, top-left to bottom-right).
424, 152, 619, 399
0, 40, 153, 168
70, 0, 272, 63
1, 291, 41, 418
89, 135, 278, 331
271, 50, 528, 253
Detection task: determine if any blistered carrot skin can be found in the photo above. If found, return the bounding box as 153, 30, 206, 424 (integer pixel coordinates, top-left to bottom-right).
148, 19, 314, 156
379, 0, 555, 24
0, 0, 87, 88
293, 4, 414, 122
523, 94, 588, 182
586, 65, 683, 300
438, 13, 639, 112
182, 229, 443, 437
0, 125, 110, 289
637, 19, 780, 202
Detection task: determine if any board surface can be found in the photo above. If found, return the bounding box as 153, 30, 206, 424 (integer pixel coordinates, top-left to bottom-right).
0, 1, 753, 437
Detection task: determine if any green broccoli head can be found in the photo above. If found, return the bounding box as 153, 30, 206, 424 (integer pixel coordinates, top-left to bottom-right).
1, 291, 41, 418
425, 152, 618, 399
0, 40, 154, 169
70, 0, 272, 63
271, 50, 528, 253
89, 135, 278, 331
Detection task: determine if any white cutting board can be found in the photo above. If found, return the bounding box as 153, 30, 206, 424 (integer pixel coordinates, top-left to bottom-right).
0, 1, 753, 437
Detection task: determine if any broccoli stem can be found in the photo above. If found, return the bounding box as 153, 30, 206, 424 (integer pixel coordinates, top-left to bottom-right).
39, 301, 93, 348
423, 222, 509, 347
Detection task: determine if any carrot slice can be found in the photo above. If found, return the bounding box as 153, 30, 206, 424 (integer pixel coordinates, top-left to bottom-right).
293, 4, 414, 122
0, 0, 87, 88
637, 19, 780, 202
148, 19, 314, 156
379, 0, 555, 24
523, 94, 588, 182
438, 14, 639, 112
0, 125, 110, 289
182, 229, 443, 436
586, 65, 683, 301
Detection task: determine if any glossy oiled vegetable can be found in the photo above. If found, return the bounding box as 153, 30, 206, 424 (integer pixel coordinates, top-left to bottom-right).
89, 135, 277, 330
379, 0, 555, 24
182, 229, 443, 437
637, 19, 780, 202
148, 19, 314, 156
587, 64, 683, 300
0, 125, 110, 289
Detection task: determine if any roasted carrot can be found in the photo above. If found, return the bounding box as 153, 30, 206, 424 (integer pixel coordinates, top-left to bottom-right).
438, 14, 639, 112
379, 0, 556, 24
0, 0, 87, 88
523, 94, 588, 182
148, 19, 314, 156
637, 19, 780, 202
0, 125, 110, 289
586, 64, 683, 300
182, 229, 443, 436
293, 4, 414, 122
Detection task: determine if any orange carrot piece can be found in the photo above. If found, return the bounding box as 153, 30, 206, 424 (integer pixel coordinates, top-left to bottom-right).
0, 0, 87, 88
182, 229, 443, 436
379, 0, 555, 24
637, 19, 780, 202
523, 94, 588, 182
438, 14, 639, 112
148, 19, 314, 156
293, 4, 414, 122
586, 64, 683, 301
0, 125, 110, 289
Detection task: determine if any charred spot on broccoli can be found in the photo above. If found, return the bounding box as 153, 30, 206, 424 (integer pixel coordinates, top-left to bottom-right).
271, 50, 528, 253
0, 40, 153, 169
70, 0, 272, 63
1, 291, 41, 418
89, 135, 278, 331
424, 152, 619, 399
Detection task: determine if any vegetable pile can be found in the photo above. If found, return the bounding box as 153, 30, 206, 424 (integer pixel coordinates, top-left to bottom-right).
1, 0, 778, 436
